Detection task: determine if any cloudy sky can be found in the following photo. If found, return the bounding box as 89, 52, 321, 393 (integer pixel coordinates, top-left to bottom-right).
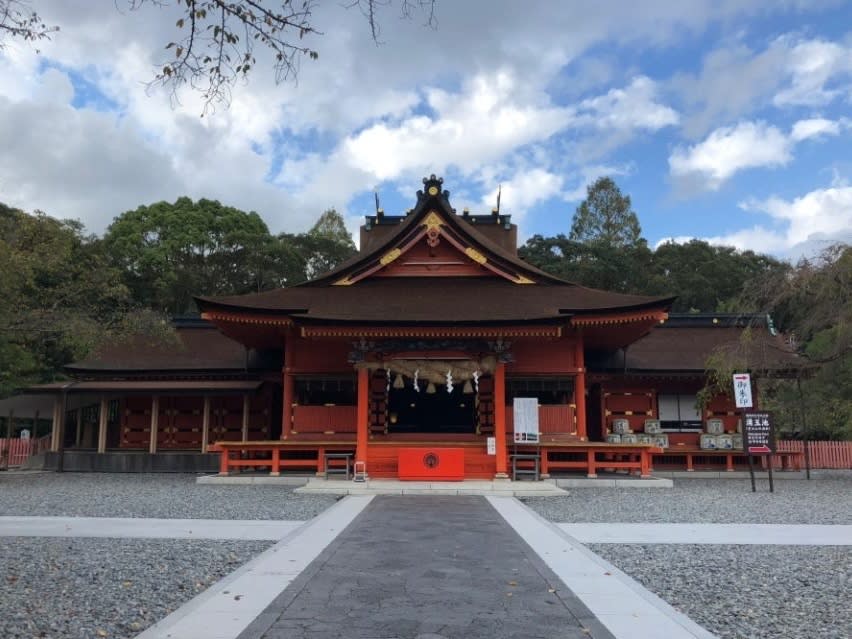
1, 0, 851, 259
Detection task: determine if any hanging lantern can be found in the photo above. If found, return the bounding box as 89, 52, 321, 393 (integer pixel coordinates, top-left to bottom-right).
393, 374, 404, 389
426, 382, 436, 394
463, 380, 473, 394
413, 369, 420, 393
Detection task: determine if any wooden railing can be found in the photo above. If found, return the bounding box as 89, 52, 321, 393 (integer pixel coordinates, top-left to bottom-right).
291, 405, 357, 434
0, 435, 52, 467
777, 440, 852, 469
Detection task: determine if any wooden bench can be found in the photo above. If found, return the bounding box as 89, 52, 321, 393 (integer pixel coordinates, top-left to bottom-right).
651, 447, 803, 472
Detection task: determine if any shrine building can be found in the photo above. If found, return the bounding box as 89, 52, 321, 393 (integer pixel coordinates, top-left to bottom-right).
15, 176, 805, 478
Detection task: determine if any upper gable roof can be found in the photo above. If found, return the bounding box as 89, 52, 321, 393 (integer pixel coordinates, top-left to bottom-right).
195, 176, 675, 327
303, 175, 567, 287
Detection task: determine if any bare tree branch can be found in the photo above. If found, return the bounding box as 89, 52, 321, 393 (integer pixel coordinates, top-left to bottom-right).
0, 0, 58, 51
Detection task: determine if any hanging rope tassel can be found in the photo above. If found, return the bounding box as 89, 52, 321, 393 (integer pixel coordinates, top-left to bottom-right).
413, 369, 420, 393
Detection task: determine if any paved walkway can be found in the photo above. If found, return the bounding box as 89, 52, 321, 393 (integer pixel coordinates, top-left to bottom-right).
559, 522, 852, 545
0, 516, 302, 541
239, 495, 614, 639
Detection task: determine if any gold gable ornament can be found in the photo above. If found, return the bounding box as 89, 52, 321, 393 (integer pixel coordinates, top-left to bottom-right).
464, 247, 487, 265
380, 248, 402, 266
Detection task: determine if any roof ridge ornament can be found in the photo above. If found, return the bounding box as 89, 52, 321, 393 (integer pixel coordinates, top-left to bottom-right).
418, 174, 449, 201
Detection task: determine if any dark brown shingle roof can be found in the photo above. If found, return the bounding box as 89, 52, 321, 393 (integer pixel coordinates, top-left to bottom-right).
66, 324, 248, 374
199, 277, 673, 324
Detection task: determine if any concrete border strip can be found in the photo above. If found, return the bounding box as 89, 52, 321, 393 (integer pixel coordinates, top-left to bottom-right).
558, 522, 852, 546
135, 495, 373, 639
0, 516, 303, 541
488, 496, 718, 639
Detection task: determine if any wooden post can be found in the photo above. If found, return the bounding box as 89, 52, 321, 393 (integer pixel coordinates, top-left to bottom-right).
50, 396, 61, 452
574, 338, 587, 440
355, 367, 369, 471
201, 396, 211, 453
31, 409, 39, 457
74, 409, 83, 448
2, 409, 13, 470
97, 397, 108, 454
493, 362, 508, 478
149, 396, 159, 455
241, 394, 250, 442
281, 337, 294, 440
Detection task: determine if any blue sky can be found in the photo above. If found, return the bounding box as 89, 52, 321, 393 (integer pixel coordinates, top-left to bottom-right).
0, 1, 850, 260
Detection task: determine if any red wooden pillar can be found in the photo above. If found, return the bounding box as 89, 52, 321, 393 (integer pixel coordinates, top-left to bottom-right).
281, 336, 294, 440
494, 362, 508, 478
574, 338, 587, 440
356, 367, 369, 472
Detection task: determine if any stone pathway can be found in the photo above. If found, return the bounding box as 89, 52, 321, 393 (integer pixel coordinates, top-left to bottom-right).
0, 516, 302, 540
559, 522, 852, 545
239, 495, 613, 639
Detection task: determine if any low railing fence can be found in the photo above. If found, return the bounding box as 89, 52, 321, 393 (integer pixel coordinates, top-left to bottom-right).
0, 435, 52, 467
776, 440, 852, 470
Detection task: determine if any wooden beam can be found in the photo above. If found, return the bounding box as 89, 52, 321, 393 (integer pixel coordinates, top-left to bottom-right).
493, 362, 508, 478
201, 396, 211, 453
574, 339, 587, 441
356, 367, 369, 472
74, 409, 83, 448
97, 397, 108, 454
2, 408, 13, 470
241, 394, 250, 442
50, 397, 61, 452
281, 336, 294, 440
149, 396, 159, 454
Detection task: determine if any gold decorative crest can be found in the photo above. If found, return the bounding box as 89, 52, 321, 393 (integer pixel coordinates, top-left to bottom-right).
423, 211, 444, 231
333, 277, 353, 286
428, 185, 439, 195
513, 275, 535, 284
380, 248, 402, 266
464, 247, 487, 265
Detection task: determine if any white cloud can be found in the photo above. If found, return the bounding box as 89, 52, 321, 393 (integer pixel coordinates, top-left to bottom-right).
0, 0, 846, 239
774, 39, 852, 107
694, 186, 852, 258
669, 118, 845, 192
480, 168, 564, 222
673, 35, 852, 138
789, 117, 842, 141
574, 76, 679, 131
669, 121, 791, 190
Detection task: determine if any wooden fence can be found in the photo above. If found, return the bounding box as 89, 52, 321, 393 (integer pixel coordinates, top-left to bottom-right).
0, 435, 52, 467
776, 440, 852, 470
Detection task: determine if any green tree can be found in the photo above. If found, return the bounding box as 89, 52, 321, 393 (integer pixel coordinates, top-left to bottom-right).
300, 208, 357, 279
103, 197, 275, 313
0, 204, 169, 397
569, 177, 644, 248
646, 240, 788, 312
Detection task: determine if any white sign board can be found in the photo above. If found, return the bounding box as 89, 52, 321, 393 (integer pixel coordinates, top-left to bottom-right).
513, 397, 540, 443
486, 436, 496, 455
733, 373, 753, 408
20, 429, 30, 440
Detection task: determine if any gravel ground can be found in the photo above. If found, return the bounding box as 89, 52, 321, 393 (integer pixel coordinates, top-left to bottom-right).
524, 475, 852, 524
0, 537, 271, 639
0, 472, 337, 520
590, 544, 852, 639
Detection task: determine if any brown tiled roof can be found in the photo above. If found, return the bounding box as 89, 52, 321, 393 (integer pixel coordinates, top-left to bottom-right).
196, 177, 674, 321
603, 316, 808, 374
199, 277, 673, 324
66, 324, 248, 373
26, 380, 262, 394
